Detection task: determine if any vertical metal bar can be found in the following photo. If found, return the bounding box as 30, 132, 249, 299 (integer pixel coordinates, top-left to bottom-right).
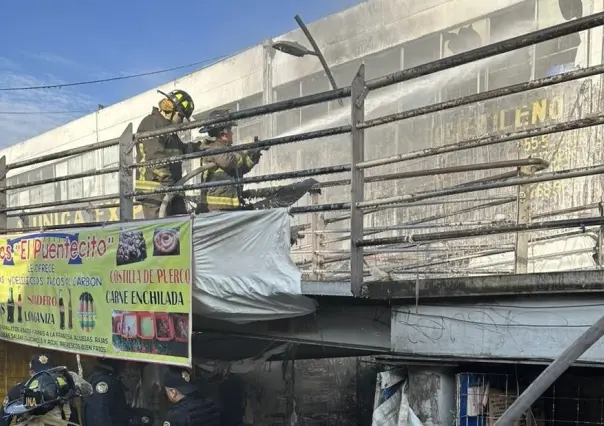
350, 64, 366, 297
309, 192, 326, 280
119, 124, 134, 221
0, 156, 7, 231
262, 39, 275, 173
515, 166, 533, 274
262, 38, 275, 139
598, 202, 604, 267
310, 192, 320, 280
530, 0, 539, 81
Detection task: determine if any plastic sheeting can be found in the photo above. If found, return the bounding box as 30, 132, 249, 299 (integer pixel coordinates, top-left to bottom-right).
372, 370, 424, 426
196, 344, 290, 375
192, 209, 317, 323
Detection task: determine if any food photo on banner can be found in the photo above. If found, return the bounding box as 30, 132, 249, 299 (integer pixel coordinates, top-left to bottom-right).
0, 218, 193, 367
111, 310, 189, 356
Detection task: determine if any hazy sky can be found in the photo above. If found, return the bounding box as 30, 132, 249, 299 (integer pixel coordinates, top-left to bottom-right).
0, 0, 363, 146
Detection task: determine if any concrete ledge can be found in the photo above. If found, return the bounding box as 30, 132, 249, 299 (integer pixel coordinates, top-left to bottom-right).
301, 280, 352, 296
366, 270, 604, 299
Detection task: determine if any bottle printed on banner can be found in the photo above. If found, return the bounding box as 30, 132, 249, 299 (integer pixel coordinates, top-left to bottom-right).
7, 287, 14, 323
58, 289, 65, 330
17, 289, 22, 323
68, 289, 73, 330
78, 292, 95, 332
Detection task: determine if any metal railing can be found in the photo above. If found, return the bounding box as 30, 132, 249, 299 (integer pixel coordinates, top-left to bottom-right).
2, 12, 604, 297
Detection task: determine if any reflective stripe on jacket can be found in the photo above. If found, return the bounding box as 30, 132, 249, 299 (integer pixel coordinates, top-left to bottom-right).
197, 138, 261, 211
135, 107, 199, 193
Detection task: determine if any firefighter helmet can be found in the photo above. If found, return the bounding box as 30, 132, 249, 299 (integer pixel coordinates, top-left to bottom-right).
157, 89, 195, 120
202, 109, 237, 136
5, 368, 75, 417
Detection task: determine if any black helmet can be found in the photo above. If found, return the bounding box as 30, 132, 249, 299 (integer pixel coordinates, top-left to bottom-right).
5, 368, 75, 417
202, 109, 237, 137
157, 89, 195, 120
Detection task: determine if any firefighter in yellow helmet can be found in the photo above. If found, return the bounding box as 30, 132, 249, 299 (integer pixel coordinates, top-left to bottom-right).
135, 89, 202, 219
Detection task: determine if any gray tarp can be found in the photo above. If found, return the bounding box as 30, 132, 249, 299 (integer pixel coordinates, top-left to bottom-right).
192, 209, 317, 323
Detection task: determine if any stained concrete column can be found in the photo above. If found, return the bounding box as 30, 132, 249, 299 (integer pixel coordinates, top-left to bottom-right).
407, 366, 456, 426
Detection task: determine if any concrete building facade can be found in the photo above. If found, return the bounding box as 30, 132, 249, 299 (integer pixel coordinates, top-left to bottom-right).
4, 0, 602, 246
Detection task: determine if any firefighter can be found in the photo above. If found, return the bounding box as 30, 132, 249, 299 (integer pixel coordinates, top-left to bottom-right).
136, 89, 202, 219
1, 356, 79, 426
3, 367, 76, 426
82, 358, 130, 426
162, 367, 219, 426
196, 109, 263, 213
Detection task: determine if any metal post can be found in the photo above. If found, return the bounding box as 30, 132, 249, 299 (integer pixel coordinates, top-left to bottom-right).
599, 202, 604, 267
494, 313, 604, 426
350, 64, 366, 297
310, 192, 325, 280
262, 38, 275, 139
262, 38, 275, 174
0, 156, 6, 231
119, 124, 134, 221
515, 166, 533, 274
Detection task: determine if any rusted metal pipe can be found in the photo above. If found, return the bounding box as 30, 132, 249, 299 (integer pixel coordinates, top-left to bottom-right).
356, 114, 604, 170
393, 247, 594, 272
7, 138, 119, 171
297, 229, 596, 268
131, 125, 351, 170
320, 196, 515, 225
319, 158, 548, 188
322, 198, 515, 245
307, 201, 597, 234
128, 164, 351, 198
3, 167, 119, 192
5, 202, 131, 219
0, 216, 152, 234
0, 194, 119, 214
298, 220, 515, 235
357, 216, 604, 247
358, 64, 604, 135
533, 202, 600, 219
133, 158, 545, 204
357, 163, 604, 209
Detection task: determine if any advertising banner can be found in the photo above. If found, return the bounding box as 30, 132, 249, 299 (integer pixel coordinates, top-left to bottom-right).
0, 218, 193, 367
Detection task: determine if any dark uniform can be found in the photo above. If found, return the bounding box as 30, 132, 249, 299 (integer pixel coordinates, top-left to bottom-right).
162, 367, 219, 426
136, 90, 200, 219
197, 109, 262, 213
1, 354, 79, 426
82, 361, 130, 426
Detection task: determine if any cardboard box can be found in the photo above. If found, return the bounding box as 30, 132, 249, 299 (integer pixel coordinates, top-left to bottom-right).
487, 388, 525, 426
